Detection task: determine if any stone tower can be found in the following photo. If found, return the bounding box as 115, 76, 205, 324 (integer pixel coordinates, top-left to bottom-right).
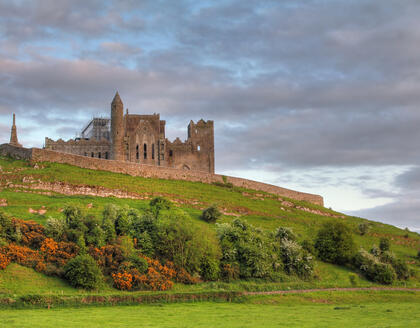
111, 92, 124, 161
9, 114, 22, 147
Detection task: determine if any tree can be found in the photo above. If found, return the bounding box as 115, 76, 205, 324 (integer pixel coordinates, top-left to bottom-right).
63, 254, 103, 290
315, 221, 356, 265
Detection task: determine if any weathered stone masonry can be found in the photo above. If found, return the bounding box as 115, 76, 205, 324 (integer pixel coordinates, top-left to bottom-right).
0, 143, 324, 206
45, 92, 215, 174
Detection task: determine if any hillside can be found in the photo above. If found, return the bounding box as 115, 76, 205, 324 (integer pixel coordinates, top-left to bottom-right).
0, 155, 419, 300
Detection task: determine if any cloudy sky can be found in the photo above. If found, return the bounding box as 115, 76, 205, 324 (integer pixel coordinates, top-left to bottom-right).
0, 0, 419, 231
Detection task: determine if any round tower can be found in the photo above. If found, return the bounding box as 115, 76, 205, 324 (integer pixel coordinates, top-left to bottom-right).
111, 92, 124, 161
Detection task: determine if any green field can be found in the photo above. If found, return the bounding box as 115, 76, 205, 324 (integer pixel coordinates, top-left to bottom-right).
1, 155, 420, 302
1, 292, 419, 328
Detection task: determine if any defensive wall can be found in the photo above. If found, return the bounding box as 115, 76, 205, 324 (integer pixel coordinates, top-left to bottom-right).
0, 143, 324, 206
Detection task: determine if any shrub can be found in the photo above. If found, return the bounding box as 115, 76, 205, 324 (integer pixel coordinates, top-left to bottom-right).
391, 258, 410, 280
0, 212, 15, 241
0, 253, 10, 270
156, 210, 221, 275
358, 222, 370, 236
275, 227, 297, 242
315, 221, 356, 265
301, 240, 315, 255
348, 273, 358, 286
63, 254, 103, 290
114, 206, 133, 236
354, 249, 396, 284
379, 238, 390, 252
200, 256, 220, 281
45, 217, 66, 241
217, 219, 277, 279
417, 250, 420, 260
135, 231, 154, 257
220, 263, 240, 281
13, 219, 45, 248
63, 205, 85, 230
127, 255, 148, 274
84, 216, 105, 247
201, 205, 222, 223
149, 197, 172, 218
279, 239, 313, 279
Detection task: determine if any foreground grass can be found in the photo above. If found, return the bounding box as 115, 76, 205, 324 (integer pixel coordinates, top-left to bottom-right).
1, 292, 419, 328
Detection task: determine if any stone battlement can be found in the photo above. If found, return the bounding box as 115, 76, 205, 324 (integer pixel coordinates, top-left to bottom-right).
0, 143, 324, 206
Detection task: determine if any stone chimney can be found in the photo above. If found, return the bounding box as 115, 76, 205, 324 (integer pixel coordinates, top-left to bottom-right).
9, 113, 22, 147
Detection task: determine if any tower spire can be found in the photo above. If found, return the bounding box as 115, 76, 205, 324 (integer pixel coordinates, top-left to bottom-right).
9, 113, 22, 147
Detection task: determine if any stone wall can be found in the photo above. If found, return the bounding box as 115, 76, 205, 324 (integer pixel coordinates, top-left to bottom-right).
0, 143, 324, 206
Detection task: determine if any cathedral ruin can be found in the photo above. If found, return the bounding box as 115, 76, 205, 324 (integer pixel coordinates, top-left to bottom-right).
44, 92, 215, 173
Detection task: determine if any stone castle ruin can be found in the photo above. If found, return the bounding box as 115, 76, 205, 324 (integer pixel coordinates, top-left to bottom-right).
1, 100, 324, 206
45, 92, 215, 173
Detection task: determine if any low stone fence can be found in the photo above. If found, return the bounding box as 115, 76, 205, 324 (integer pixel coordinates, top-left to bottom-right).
0, 143, 324, 206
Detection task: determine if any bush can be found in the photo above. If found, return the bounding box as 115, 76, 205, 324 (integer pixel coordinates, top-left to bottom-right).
358, 222, 370, 236
149, 197, 172, 218
63, 205, 85, 230
84, 216, 105, 247
201, 205, 222, 223
348, 273, 358, 286
391, 258, 410, 280
280, 239, 313, 279
275, 227, 296, 242
315, 221, 356, 265
417, 250, 420, 260
0, 212, 15, 241
63, 254, 103, 289
301, 240, 315, 255
156, 210, 221, 275
379, 238, 390, 252
200, 256, 220, 281
217, 219, 278, 279
354, 249, 396, 284
45, 217, 66, 241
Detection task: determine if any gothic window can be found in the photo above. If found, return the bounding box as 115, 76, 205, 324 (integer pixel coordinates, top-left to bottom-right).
91, 152, 94, 157
169, 150, 173, 157
197, 145, 201, 151
136, 145, 139, 160
84, 152, 88, 157
98, 152, 101, 158
105, 152, 108, 159
152, 144, 155, 159
144, 143, 147, 159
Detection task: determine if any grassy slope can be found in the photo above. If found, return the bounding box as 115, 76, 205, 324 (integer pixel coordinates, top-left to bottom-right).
0, 156, 419, 296
1, 292, 420, 328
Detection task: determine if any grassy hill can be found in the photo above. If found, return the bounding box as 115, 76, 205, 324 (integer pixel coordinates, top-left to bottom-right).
0, 155, 419, 299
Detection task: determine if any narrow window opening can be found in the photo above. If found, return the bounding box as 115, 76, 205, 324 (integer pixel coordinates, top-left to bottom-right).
105, 152, 108, 159
169, 150, 173, 157
197, 145, 201, 151
152, 144, 155, 159
84, 152, 88, 157
98, 152, 101, 158
91, 152, 94, 158
136, 145, 139, 160
144, 143, 147, 159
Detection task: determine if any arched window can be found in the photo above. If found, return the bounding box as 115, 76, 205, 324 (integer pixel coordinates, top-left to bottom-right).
98, 152, 101, 158
197, 145, 201, 151
169, 150, 173, 157
91, 152, 94, 157
136, 145, 139, 160
152, 144, 155, 159
84, 152, 88, 157
144, 143, 147, 159
105, 152, 108, 159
